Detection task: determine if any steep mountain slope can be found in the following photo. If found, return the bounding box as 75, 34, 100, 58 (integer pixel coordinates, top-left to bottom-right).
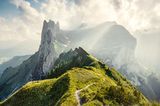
0, 20, 60, 100
50, 21, 159, 100
0, 55, 30, 78
1, 48, 149, 106
52, 21, 160, 100
0, 19, 159, 101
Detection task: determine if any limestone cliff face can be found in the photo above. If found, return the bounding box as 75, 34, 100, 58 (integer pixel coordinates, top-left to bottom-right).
0, 20, 60, 100
32, 20, 60, 79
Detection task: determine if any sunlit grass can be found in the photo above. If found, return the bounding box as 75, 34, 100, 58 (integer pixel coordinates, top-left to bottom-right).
0, 48, 155, 106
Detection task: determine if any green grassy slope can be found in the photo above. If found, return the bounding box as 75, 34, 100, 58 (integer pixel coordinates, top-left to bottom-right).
1, 66, 149, 106
0, 47, 158, 106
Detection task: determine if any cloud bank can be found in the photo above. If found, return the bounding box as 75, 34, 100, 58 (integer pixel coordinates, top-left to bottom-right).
1, 0, 160, 41
0, 0, 160, 67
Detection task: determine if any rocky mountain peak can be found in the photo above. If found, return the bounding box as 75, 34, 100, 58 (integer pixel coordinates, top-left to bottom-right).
40, 20, 60, 48
75, 47, 89, 55
34, 20, 60, 77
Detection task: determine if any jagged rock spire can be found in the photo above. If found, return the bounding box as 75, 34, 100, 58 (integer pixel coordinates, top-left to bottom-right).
32, 20, 61, 79
40, 20, 60, 48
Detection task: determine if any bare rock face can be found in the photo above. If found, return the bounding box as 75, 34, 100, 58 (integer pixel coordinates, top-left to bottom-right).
0, 20, 60, 100
0, 19, 159, 101
0, 20, 138, 101
32, 20, 60, 79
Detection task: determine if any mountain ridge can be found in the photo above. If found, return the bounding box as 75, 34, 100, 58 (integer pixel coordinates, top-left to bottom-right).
0, 47, 149, 106
0, 20, 60, 100
0, 19, 159, 101
0, 55, 30, 78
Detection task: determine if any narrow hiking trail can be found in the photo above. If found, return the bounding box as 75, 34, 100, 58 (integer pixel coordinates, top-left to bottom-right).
75, 83, 95, 106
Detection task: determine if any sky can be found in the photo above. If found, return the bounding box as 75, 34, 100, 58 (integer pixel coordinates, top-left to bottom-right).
0, 0, 160, 67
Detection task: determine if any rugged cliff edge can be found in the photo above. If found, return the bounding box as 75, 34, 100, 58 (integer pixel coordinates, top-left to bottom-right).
0, 19, 159, 101
0, 20, 60, 100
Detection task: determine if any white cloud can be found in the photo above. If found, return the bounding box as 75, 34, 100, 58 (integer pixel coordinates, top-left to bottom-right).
37, 0, 160, 34
2, 0, 160, 40
0, 0, 160, 58
135, 29, 160, 71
